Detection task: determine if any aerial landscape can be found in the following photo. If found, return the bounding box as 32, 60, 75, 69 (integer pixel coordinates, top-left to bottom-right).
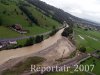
0, 0, 100, 75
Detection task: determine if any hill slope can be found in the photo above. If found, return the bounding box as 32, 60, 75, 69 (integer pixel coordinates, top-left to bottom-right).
27, 0, 100, 27
0, 0, 60, 39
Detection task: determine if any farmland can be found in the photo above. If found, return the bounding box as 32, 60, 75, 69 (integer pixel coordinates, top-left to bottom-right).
81, 57, 100, 75
74, 27, 100, 75
74, 27, 100, 52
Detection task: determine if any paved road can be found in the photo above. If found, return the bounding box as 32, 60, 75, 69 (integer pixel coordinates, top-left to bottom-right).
0, 31, 51, 42
0, 26, 64, 42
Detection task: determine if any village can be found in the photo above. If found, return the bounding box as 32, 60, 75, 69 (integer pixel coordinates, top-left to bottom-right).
0, 24, 26, 49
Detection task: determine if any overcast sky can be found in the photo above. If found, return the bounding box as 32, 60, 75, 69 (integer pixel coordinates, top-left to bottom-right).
41, 0, 100, 23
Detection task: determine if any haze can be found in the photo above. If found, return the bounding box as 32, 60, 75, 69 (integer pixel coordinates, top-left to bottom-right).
41, 0, 100, 23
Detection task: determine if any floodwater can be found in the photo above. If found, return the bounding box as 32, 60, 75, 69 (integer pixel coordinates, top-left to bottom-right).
0, 29, 66, 65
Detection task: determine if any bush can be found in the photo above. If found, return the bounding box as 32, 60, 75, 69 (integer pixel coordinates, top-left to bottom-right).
19, 6, 38, 25
35, 35, 44, 43
3, 10, 7, 14
49, 29, 58, 36
62, 27, 73, 37
0, 18, 3, 26
79, 46, 87, 53
24, 37, 35, 46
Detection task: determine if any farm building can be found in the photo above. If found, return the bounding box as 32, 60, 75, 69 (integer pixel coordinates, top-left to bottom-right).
11, 24, 28, 34
0, 41, 17, 49
11, 24, 23, 30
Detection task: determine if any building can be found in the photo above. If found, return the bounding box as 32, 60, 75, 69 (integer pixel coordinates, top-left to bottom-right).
11, 24, 28, 34
0, 42, 3, 49
0, 41, 17, 49
9, 41, 17, 44
12, 24, 22, 30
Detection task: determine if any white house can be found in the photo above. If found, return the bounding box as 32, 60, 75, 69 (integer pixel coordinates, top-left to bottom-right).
0, 45, 3, 49
0, 42, 4, 49
9, 41, 17, 44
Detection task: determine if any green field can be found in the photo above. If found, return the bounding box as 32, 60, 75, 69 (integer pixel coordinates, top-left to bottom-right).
0, 26, 48, 39
44, 57, 100, 75
0, 26, 21, 38
0, 1, 30, 27
81, 57, 100, 75
74, 27, 100, 52
74, 27, 100, 75
26, 3, 60, 30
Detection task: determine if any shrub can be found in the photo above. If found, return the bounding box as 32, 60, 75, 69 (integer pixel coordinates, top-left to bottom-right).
62, 27, 73, 37
79, 46, 87, 53
35, 35, 44, 43
24, 37, 35, 46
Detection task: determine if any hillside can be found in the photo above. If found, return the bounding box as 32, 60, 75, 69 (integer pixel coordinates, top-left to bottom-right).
27, 0, 100, 27
0, 0, 60, 39
0, 0, 99, 39
0, 0, 100, 75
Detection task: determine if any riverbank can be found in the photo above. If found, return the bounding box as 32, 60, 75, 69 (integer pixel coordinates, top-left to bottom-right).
0, 28, 76, 74
0, 28, 64, 65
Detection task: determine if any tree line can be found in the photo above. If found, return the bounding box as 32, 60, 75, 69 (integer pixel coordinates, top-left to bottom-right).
27, 0, 74, 27
25, 35, 44, 46
24, 28, 59, 46
19, 5, 38, 25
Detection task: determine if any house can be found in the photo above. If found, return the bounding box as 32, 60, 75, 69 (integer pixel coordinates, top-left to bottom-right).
11, 24, 28, 34
11, 24, 22, 30
0, 46, 3, 48
0, 42, 3, 49
0, 41, 8, 49
0, 41, 17, 49
9, 41, 17, 44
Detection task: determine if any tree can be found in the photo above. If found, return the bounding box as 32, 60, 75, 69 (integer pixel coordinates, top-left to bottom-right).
19, 5, 39, 25
25, 37, 34, 46
0, 18, 3, 26
49, 29, 58, 36
14, 9, 17, 12
27, 0, 75, 26
35, 35, 44, 43
21, 12, 24, 15
52, 25, 56, 30
93, 59, 96, 65
40, 35, 44, 41
84, 28, 88, 31
16, 12, 19, 15
79, 46, 86, 53
62, 27, 73, 37
3, 10, 7, 14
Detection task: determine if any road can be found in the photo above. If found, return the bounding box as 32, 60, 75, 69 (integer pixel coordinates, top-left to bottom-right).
0, 31, 51, 42
0, 26, 64, 42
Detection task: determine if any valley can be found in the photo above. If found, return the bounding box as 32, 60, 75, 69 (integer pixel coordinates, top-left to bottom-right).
0, 0, 100, 75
